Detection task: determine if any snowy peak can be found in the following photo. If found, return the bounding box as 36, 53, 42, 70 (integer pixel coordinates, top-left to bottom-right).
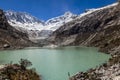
5, 10, 45, 31
45, 11, 78, 31
64, 11, 75, 18
5, 10, 44, 24
46, 11, 77, 25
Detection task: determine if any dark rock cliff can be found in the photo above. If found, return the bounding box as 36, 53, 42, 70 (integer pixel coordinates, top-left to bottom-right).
49, 3, 120, 54
0, 9, 33, 49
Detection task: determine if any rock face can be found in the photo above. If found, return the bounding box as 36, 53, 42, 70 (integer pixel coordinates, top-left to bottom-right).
0, 9, 33, 49
49, 3, 120, 54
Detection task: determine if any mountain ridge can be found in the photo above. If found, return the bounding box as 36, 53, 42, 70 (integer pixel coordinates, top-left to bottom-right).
48, 2, 119, 47
5, 11, 77, 31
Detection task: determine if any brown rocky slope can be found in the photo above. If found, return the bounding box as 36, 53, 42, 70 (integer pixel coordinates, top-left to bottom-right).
0, 9, 34, 49
49, 3, 120, 54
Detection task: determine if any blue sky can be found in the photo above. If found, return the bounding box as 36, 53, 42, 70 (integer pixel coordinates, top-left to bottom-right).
0, 0, 116, 20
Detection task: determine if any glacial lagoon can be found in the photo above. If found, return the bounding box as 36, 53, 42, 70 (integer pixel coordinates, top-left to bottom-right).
0, 47, 110, 80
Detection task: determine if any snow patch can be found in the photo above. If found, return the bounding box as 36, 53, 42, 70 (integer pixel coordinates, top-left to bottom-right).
78, 3, 118, 19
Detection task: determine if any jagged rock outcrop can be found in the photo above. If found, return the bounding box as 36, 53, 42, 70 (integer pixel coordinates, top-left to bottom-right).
0, 9, 33, 49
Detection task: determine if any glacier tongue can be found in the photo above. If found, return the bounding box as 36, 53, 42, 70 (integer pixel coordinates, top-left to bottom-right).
4, 10, 77, 41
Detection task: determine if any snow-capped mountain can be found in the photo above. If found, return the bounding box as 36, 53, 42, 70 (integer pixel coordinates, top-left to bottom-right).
5, 2, 117, 42
45, 11, 78, 31
5, 11, 78, 41
5, 11, 77, 31
5, 10, 45, 31
5, 11, 44, 24
48, 2, 118, 46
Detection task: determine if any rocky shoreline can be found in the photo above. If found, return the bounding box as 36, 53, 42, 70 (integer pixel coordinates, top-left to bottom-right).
70, 48, 120, 80
0, 59, 41, 80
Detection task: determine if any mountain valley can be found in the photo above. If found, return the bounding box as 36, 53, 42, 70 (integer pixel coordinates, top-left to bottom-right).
0, 1, 120, 80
